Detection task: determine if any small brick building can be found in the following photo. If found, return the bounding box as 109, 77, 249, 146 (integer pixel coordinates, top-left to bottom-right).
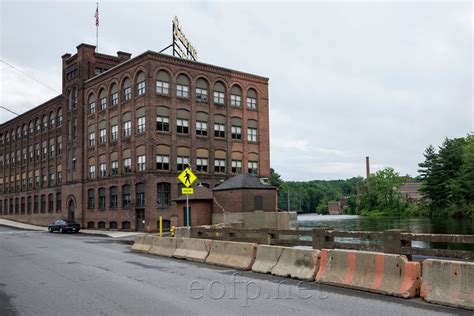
173, 173, 278, 227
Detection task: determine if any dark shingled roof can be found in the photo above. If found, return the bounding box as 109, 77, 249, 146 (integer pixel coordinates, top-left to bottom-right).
174, 185, 214, 202
212, 173, 276, 191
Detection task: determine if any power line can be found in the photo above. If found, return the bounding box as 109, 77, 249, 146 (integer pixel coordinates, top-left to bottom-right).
0, 106, 20, 116
0, 59, 60, 93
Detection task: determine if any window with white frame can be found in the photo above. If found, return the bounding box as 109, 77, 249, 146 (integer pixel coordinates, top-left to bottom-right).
99, 97, 106, 111
137, 116, 146, 134
214, 159, 226, 173
137, 73, 146, 96
177, 156, 189, 171
89, 165, 96, 179
111, 160, 118, 175
156, 80, 169, 95
88, 132, 96, 147
231, 160, 242, 174
196, 158, 208, 172
111, 125, 118, 140
156, 115, 169, 132
214, 123, 225, 138
214, 91, 225, 104
196, 121, 207, 136
156, 155, 169, 170
248, 161, 258, 174
123, 121, 131, 137
231, 126, 241, 140
177, 119, 189, 134
248, 128, 258, 142
99, 128, 107, 144
123, 158, 132, 173
137, 155, 146, 171
177, 84, 189, 98
99, 162, 107, 177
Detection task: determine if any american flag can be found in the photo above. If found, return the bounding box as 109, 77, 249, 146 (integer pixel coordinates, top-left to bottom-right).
95, 4, 99, 27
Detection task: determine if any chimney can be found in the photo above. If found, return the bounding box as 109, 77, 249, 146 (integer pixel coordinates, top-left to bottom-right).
117, 51, 132, 61
366, 156, 370, 180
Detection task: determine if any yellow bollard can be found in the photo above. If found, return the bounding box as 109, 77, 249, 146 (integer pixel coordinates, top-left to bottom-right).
159, 216, 163, 238
170, 225, 175, 237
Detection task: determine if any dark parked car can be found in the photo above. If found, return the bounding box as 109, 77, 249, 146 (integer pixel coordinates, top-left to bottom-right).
48, 220, 81, 233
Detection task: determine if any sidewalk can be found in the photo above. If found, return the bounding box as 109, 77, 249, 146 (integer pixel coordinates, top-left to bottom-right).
0, 218, 146, 238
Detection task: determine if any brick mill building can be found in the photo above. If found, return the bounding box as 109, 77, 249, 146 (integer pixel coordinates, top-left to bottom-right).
0, 43, 270, 231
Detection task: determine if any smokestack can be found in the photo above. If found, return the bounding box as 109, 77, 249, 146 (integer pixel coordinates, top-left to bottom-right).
366, 156, 370, 180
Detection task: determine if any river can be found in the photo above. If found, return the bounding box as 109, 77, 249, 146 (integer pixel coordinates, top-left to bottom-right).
297, 214, 474, 251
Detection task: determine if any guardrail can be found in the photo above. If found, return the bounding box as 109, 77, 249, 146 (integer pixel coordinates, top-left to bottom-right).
191, 227, 474, 260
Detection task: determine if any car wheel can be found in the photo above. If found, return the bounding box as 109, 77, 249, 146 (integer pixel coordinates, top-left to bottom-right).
48, 227, 53, 233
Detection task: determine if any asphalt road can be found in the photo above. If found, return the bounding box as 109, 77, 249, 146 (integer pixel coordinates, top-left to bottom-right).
0, 225, 469, 316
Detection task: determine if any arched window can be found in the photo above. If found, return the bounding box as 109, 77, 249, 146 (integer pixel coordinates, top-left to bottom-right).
73, 88, 78, 108
98, 89, 107, 111
230, 85, 242, 107
136, 145, 146, 171
136, 71, 146, 96
87, 189, 95, 209
22, 124, 27, 137
196, 148, 209, 173
122, 221, 131, 230
110, 186, 118, 208
136, 183, 145, 207
157, 182, 171, 207
213, 81, 226, 105
247, 88, 257, 110
87, 221, 95, 229
88, 94, 96, 115
248, 119, 258, 143
109, 221, 118, 230
49, 112, 55, 128
176, 74, 190, 98
35, 118, 40, 133
214, 115, 226, 138
122, 77, 131, 101
156, 145, 170, 170
67, 89, 73, 110
42, 115, 48, 132
196, 78, 208, 102
98, 187, 106, 209
122, 184, 131, 207
110, 83, 118, 106
28, 121, 33, 135
156, 70, 170, 95
57, 108, 62, 127
98, 221, 106, 229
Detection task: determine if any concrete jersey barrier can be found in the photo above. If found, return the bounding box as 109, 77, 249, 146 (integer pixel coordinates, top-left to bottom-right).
131, 235, 153, 253
316, 249, 421, 298
148, 237, 178, 257
252, 245, 284, 274
421, 259, 474, 310
173, 238, 212, 262
272, 248, 320, 281
206, 240, 257, 270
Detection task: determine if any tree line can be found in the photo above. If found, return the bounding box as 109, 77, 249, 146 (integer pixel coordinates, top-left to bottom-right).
270, 133, 473, 218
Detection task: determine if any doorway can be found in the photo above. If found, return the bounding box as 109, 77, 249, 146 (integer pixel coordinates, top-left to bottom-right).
136, 209, 145, 232
67, 199, 75, 221
183, 206, 191, 226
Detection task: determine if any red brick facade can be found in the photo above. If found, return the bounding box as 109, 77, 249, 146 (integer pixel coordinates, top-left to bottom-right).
0, 43, 270, 231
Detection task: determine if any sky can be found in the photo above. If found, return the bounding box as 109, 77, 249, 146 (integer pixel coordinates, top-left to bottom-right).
0, 0, 472, 181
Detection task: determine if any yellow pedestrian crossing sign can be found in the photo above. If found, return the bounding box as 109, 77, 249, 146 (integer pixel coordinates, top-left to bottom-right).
178, 168, 197, 188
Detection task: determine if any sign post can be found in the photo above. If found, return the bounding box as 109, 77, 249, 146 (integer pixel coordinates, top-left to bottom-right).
178, 167, 197, 227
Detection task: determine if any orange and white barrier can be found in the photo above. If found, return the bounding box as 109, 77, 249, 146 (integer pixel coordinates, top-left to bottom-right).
316, 249, 420, 298
421, 259, 474, 310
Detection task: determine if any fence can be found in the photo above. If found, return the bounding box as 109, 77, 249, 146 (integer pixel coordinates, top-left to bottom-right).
191, 227, 474, 260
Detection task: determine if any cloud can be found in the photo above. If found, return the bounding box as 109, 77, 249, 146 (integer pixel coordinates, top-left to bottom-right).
0, 1, 472, 181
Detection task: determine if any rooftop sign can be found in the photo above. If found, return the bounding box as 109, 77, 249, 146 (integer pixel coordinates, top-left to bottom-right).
172, 16, 198, 61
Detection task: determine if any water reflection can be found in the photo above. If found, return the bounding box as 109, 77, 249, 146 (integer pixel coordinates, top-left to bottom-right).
297, 214, 474, 251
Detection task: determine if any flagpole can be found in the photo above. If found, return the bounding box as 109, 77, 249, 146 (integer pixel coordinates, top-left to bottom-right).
95, 2, 99, 52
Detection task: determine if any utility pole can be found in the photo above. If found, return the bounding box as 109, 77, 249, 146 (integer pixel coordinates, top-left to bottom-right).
287, 190, 291, 211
